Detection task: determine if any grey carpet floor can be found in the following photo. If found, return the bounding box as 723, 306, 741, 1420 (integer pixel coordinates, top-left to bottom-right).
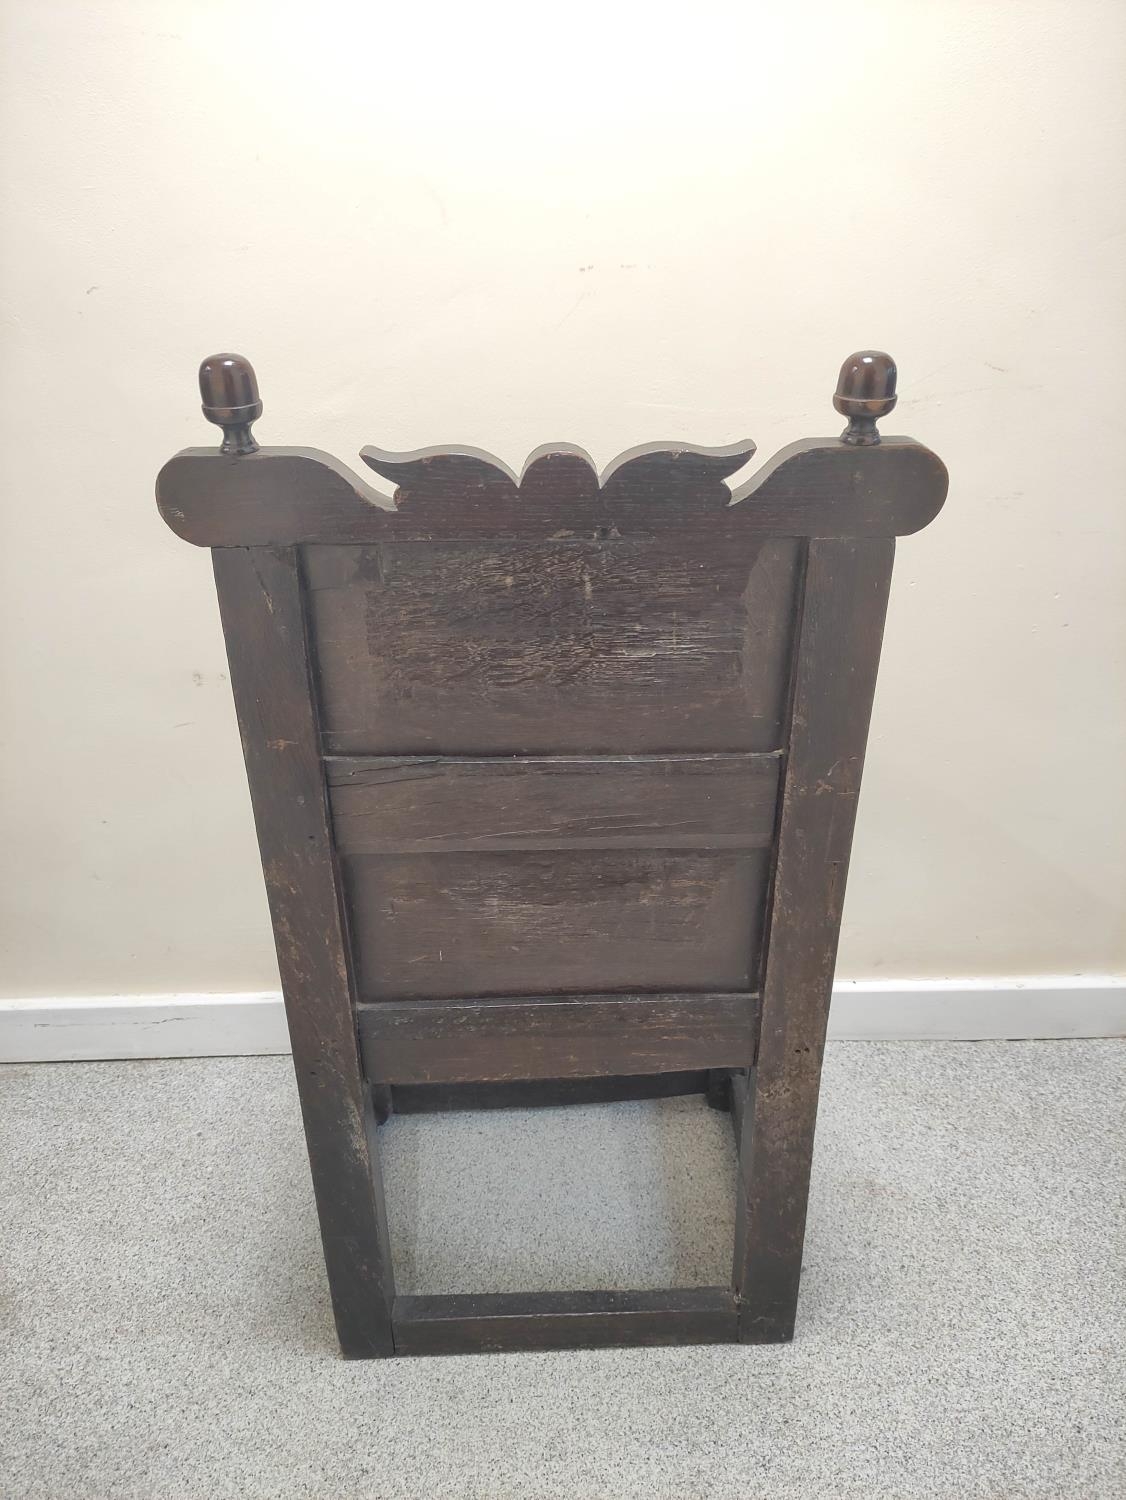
1, 1041, 1123, 1500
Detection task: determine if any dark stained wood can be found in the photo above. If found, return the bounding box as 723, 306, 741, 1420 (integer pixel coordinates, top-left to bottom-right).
834, 349, 898, 447
358, 992, 759, 1084
156, 435, 947, 547
211, 546, 395, 1358
392, 1287, 737, 1356
326, 752, 781, 854
729, 1069, 750, 1144
158, 348, 947, 1359
198, 352, 262, 455
704, 1068, 736, 1111
733, 538, 895, 1343
361, 438, 758, 522
345, 849, 769, 1001
724, 438, 942, 529
305, 538, 800, 756
389, 1071, 712, 1114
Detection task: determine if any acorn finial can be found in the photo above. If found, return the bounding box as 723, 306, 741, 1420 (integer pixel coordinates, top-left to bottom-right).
199, 353, 262, 455
834, 350, 897, 446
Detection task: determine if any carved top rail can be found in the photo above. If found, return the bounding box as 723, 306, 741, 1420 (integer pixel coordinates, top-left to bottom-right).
157, 351, 947, 546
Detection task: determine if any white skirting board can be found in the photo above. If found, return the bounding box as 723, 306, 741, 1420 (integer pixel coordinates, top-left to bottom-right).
0, 978, 1123, 1063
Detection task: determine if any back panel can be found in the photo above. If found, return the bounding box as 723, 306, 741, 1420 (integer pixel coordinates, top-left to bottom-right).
346, 849, 770, 1001
303, 534, 803, 1009
304, 538, 801, 755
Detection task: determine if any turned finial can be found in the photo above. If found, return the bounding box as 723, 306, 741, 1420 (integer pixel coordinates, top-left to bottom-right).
199, 353, 262, 455
834, 350, 897, 447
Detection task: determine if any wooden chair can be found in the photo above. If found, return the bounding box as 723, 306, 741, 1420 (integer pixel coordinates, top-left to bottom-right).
156, 350, 947, 1357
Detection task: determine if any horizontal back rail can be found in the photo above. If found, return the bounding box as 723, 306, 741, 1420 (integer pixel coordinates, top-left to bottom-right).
358, 991, 759, 1084
158, 437, 948, 548
327, 752, 781, 853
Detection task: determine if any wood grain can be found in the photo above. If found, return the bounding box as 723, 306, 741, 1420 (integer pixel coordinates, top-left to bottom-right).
157, 436, 947, 547
358, 991, 759, 1083
305, 538, 800, 755
345, 848, 768, 1001
392, 1287, 737, 1356
326, 753, 781, 853
211, 546, 395, 1358
733, 538, 895, 1343
360, 439, 757, 525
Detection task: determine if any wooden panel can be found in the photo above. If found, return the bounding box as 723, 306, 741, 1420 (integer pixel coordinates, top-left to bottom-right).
327, 752, 780, 854
304, 538, 801, 755
734, 538, 895, 1343
358, 992, 758, 1083
211, 546, 395, 1359
392, 1287, 738, 1356
345, 849, 768, 1001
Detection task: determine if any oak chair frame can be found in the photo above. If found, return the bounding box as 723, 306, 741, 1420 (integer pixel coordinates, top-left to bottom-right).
157, 351, 947, 1358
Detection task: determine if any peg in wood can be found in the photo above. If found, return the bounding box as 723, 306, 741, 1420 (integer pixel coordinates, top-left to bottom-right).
199, 353, 262, 455
834, 350, 897, 446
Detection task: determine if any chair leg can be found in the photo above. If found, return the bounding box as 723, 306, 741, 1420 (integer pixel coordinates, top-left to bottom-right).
213, 546, 397, 1359
731, 1065, 805, 1344
731, 540, 895, 1344
704, 1068, 734, 1112
370, 1082, 393, 1125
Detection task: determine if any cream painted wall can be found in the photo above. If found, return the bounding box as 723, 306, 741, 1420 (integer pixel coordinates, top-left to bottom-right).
1, 0, 1123, 997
